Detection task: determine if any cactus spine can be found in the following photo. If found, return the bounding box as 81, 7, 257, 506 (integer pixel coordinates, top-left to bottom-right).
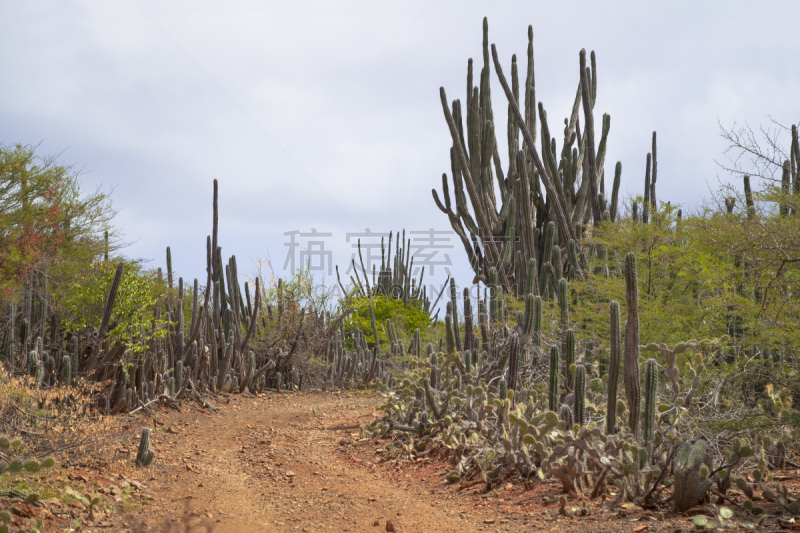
606, 300, 622, 435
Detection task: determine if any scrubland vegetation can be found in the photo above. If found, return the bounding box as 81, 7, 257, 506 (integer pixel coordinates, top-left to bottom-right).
2, 16, 800, 532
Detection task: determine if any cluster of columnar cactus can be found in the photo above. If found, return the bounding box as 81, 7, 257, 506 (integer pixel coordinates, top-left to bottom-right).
335, 229, 446, 317
323, 328, 388, 390
433, 18, 622, 294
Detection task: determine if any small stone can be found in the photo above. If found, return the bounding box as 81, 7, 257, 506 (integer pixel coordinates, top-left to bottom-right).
285, 471, 296, 477
504, 482, 513, 491
483, 518, 495, 524
373, 519, 380, 526
385, 520, 396, 532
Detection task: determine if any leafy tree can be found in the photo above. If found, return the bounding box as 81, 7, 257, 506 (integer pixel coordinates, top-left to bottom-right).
58, 260, 168, 354
0, 144, 113, 298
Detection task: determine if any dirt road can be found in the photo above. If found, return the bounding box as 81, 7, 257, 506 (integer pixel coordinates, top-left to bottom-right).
129, 391, 681, 533
134, 391, 492, 532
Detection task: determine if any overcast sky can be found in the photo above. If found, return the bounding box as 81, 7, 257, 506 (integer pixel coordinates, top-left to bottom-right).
1, 1, 798, 299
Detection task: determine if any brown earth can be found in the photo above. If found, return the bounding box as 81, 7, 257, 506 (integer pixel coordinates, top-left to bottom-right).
87, 391, 776, 532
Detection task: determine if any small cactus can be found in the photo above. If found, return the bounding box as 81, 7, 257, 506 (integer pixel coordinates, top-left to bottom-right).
498, 378, 508, 400
135, 427, 155, 467
673, 440, 713, 512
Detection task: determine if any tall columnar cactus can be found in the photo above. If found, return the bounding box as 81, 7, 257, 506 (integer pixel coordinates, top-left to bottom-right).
567, 240, 582, 280
38, 268, 48, 346
548, 345, 560, 411
526, 257, 537, 296
61, 355, 72, 386
463, 350, 472, 374
488, 267, 499, 324
423, 378, 443, 420
445, 313, 456, 354
91, 262, 124, 373
462, 288, 474, 351
563, 329, 575, 390
743, 175, 754, 219
650, 131, 658, 209
533, 295, 542, 347
610, 162, 622, 222
367, 299, 381, 353
574, 364, 586, 427
522, 293, 535, 336
276, 278, 283, 318
551, 246, 563, 282
20, 318, 29, 354
643, 153, 651, 224
606, 300, 622, 435
135, 427, 155, 467
28, 350, 39, 380
507, 333, 520, 392
175, 360, 183, 391
643, 358, 657, 448
557, 278, 569, 324
624, 253, 641, 438
449, 278, 461, 351
166, 246, 174, 291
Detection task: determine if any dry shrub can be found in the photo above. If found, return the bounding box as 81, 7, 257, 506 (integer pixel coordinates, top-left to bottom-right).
0, 367, 118, 465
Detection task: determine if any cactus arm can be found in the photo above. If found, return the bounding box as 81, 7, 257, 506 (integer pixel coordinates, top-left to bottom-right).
579, 49, 601, 226
609, 162, 622, 222
490, 43, 576, 245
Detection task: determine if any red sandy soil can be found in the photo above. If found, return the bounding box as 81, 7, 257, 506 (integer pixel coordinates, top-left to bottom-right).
44, 391, 790, 532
